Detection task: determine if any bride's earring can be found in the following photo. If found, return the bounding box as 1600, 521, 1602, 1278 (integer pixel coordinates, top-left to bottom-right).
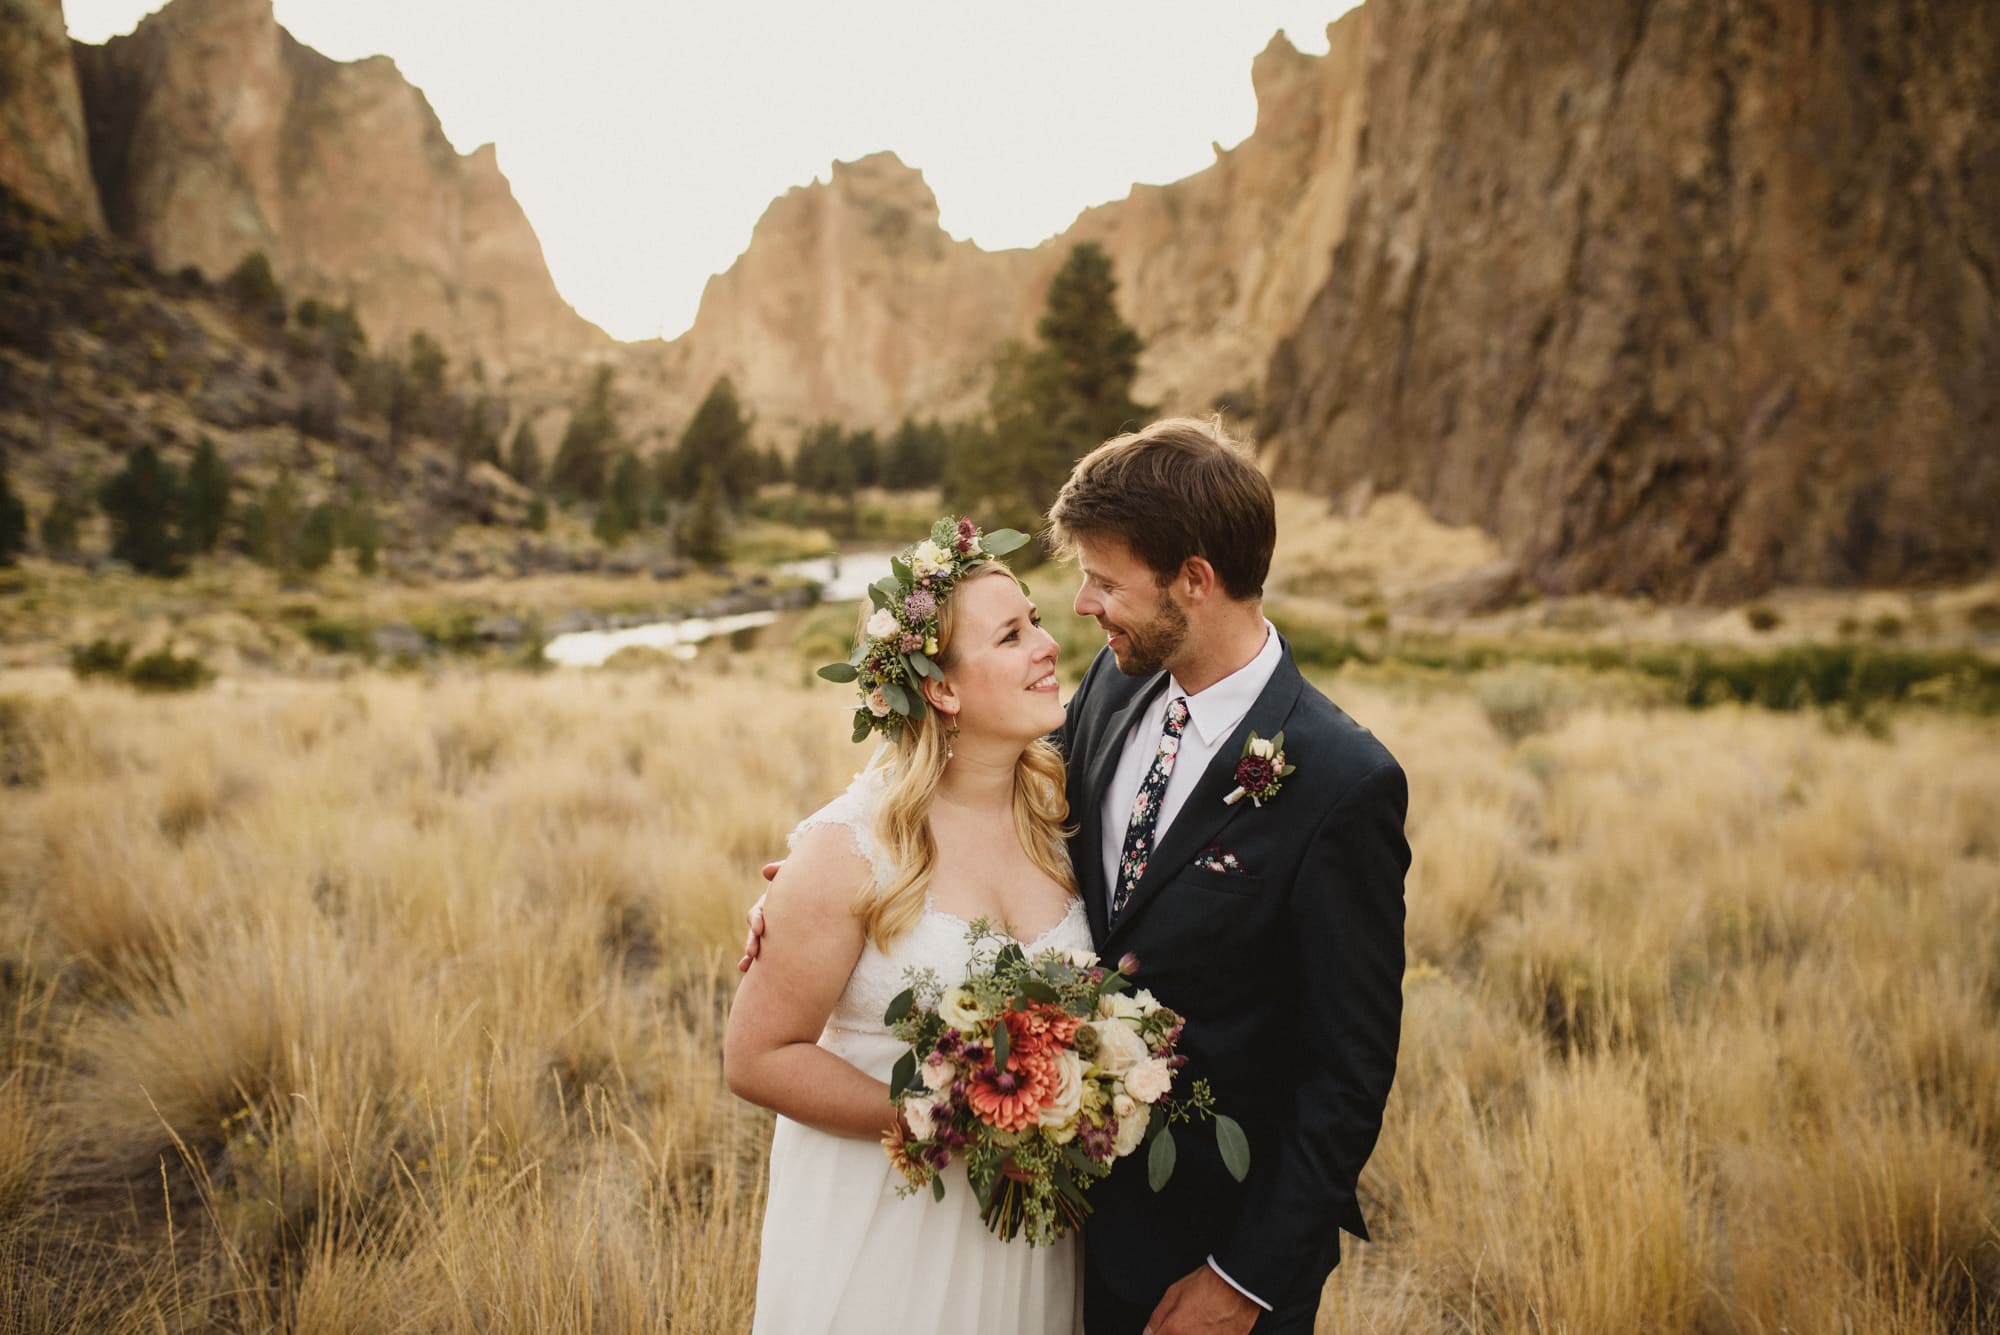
944, 714, 959, 762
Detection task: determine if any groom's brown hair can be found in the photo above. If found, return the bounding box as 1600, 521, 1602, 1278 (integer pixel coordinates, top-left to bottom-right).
1046, 416, 1275, 600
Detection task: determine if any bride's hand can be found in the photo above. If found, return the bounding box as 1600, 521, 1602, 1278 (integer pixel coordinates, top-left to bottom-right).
736, 864, 782, 972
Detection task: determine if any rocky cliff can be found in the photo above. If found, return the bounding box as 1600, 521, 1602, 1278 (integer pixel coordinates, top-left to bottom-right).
637, 15, 1372, 442
1261, 0, 2000, 599
635, 151, 1040, 442
69, 0, 603, 369
0, 0, 104, 228
1059, 14, 1371, 416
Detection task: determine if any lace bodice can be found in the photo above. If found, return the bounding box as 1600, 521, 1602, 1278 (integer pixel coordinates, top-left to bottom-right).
790, 763, 1092, 1049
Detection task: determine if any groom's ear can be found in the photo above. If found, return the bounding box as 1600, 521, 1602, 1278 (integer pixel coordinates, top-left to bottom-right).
1178, 556, 1221, 604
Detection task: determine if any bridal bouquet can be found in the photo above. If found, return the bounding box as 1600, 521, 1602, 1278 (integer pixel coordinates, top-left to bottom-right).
879, 922, 1249, 1245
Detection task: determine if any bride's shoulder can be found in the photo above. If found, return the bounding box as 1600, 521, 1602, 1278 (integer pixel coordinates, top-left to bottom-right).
787, 762, 894, 875
771, 818, 873, 907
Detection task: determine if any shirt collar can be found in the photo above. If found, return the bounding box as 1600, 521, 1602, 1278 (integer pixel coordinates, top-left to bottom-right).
1167, 621, 1281, 747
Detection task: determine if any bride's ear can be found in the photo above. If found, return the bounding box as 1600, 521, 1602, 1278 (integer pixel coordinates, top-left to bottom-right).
920, 674, 957, 719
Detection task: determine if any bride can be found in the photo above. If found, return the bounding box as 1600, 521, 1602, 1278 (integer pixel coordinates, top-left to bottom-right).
723, 526, 1088, 1334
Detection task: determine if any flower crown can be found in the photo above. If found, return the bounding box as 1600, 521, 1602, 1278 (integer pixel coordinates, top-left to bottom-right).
816, 516, 1030, 742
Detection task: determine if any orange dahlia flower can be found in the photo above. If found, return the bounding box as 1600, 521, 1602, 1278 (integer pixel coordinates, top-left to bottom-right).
967, 1040, 1059, 1134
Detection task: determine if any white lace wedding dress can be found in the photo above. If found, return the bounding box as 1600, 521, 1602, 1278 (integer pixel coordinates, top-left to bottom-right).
751, 764, 1088, 1335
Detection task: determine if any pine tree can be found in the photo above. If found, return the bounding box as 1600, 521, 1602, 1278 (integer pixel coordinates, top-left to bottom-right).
225, 250, 285, 322
183, 436, 232, 553
298, 503, 339, 572
506, 420, 543, 490
968, 242, 1149, 520
242, 471, 303, 574
885, 417, 946, 489
39, 493, 84, 561
296, 299, 368, 379
0, 456, 26, 566
678, 466, 729, 566
593, 452, 648, 546
454, 396, 501, 487
98, 444, 186, 576
670, 377, 758, 505
407, 332, 448, 398
550, 366, 618, 502
792, 421, 849, 494
342, 494, 382, 575
843, 428, 881, 490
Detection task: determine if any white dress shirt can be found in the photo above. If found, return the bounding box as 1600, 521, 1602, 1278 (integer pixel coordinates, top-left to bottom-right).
1098, 621, 1283, 905
1094, 620, 1282, 1312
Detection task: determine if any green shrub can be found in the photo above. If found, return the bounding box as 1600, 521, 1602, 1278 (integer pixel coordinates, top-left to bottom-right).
1870, 613, 1904, 640
1746, 605, 1781, 632
1632, 645, 2000, 716
69, 638, 131, 679
224, 250, 284, 319
303, 619, 370, 655
1477, 664, 1573, 743
124, 647, 213, 693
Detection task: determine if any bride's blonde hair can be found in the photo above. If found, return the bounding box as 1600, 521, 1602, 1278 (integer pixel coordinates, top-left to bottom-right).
855, 563, 1075, 948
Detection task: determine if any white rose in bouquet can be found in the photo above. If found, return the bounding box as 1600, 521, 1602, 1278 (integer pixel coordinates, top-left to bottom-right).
1123, 1058, 1173, 1105
1099, 992, 1144, 1023
1112, 1101, 1151, 1157
1035, 1049, 1085, 1141
865, 607, 900, 640
1133, 988, 1160, 1014
1063, 947, 1101, 969
1088, 1018, 1150, 1076
920, 1051, 954, 1092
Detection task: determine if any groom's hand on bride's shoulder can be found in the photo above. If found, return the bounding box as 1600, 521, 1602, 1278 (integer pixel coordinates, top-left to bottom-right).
1144, 1265, 1258, 1335
735, 863, 782, 972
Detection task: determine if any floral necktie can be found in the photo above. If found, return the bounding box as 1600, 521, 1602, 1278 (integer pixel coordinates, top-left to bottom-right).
1112, 697, 1189, 920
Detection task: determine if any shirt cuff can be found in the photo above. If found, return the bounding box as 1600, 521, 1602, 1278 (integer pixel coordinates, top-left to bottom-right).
1206, 1256, 1272, 1312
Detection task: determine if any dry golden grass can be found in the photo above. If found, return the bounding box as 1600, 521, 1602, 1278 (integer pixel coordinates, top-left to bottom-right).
1266, 487, 2000, 653
1, 657, 1996, 1332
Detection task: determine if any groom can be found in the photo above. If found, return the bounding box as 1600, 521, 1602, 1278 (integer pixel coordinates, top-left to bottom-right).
1044, 417, 1406, 1335
745, 417, 1407, 1333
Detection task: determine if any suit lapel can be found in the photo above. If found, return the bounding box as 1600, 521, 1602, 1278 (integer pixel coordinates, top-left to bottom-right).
1078, 672, 1168, 946
1103, 653, 1305, 950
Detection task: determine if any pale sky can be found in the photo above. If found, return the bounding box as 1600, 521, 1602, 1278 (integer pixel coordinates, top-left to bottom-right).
64, 1, 1362, 344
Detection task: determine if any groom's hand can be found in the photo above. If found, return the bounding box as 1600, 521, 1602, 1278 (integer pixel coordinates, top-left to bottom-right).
1144, 1265, 1258, 1335
735, 863, 782, 972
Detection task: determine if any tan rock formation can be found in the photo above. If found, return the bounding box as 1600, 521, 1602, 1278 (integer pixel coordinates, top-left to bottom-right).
1261, 0, 2000, 600
631, 15, 1371, 446
72, 0, 603, 369
1055, 14, 1371, 416
637, 151, 1039, 444
0, 0, 105, 227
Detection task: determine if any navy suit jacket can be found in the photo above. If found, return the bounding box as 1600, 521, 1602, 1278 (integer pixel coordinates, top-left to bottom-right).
1057, 640, 1408, 1310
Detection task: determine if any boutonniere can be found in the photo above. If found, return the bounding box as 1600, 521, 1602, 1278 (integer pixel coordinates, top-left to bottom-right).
1223, 731, 1294, 807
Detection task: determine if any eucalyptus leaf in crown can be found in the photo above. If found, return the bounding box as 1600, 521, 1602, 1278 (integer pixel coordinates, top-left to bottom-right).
816, 516, 1030, 741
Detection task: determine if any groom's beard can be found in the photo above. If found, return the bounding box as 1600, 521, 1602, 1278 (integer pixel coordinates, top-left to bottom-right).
1107, 589, 1190, 677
